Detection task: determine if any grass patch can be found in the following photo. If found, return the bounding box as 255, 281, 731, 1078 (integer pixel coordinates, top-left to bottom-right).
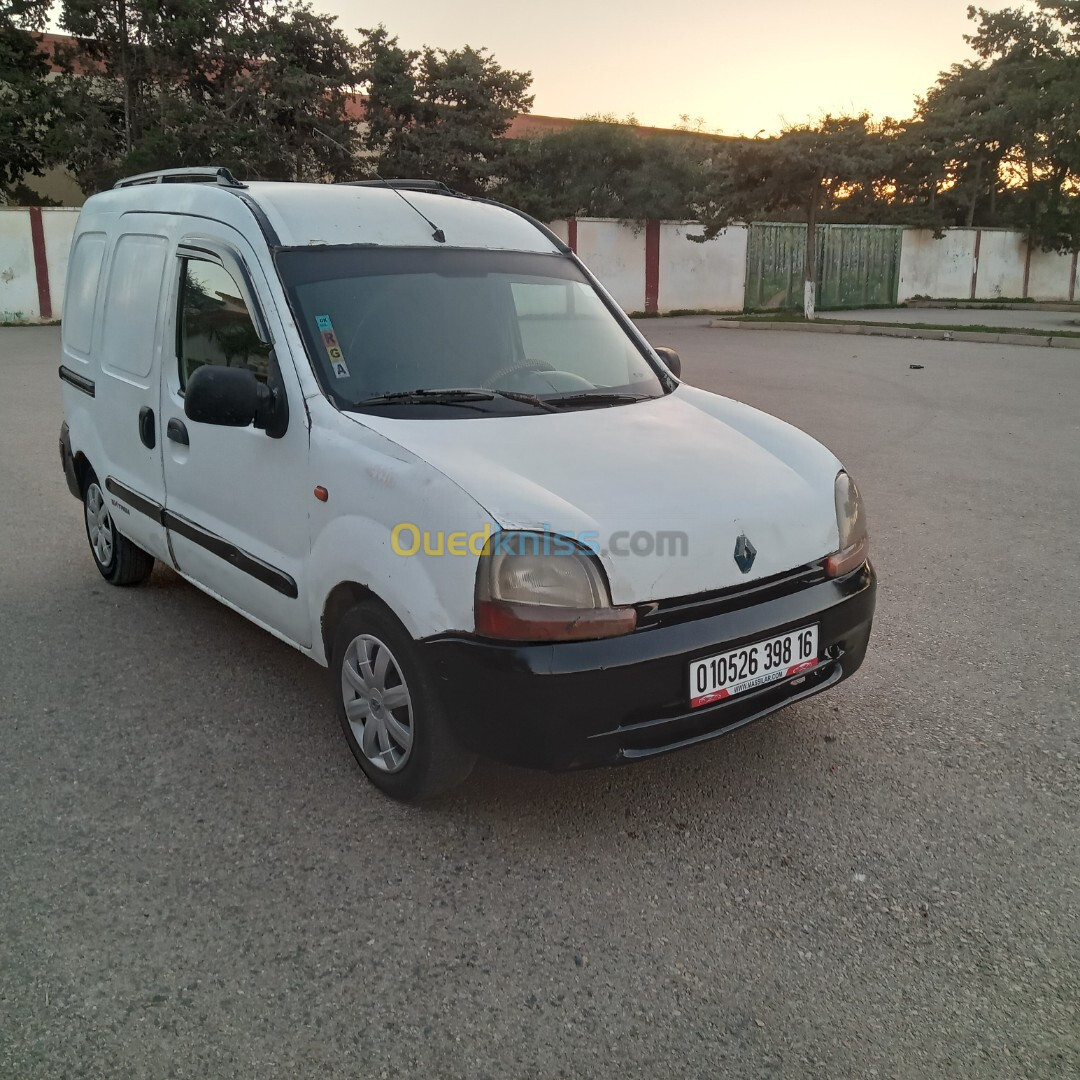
628, 308, 741, 319
904, 295, 1037, 305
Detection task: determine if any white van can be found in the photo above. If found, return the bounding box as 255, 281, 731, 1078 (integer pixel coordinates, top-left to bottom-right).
58, 168, 876, 800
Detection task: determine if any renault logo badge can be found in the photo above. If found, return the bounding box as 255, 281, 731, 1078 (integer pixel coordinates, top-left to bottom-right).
733, 533, 757, 574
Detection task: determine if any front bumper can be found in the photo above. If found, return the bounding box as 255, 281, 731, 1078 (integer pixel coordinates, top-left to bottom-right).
423, 561, 877, 770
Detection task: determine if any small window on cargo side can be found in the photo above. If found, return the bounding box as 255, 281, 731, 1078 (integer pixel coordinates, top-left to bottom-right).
178, 259, 270, 389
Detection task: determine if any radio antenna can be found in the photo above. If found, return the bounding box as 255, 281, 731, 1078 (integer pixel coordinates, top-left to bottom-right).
313, 127, 446, 244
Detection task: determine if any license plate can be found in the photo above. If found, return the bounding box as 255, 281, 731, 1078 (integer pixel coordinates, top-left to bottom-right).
689, 625, 820, 708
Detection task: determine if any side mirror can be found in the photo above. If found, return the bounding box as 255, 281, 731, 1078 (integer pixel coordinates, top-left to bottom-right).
654, 346, 682, 379
185, 365, 262, 427
184, 364, 287, 438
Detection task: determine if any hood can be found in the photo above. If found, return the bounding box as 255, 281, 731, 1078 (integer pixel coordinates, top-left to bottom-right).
351, 385, 843, 604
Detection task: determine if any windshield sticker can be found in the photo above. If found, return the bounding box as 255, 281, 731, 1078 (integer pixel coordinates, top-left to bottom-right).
315, 314, 350, 379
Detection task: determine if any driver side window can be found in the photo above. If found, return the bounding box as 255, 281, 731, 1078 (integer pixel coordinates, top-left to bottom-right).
178, 258, 271, 389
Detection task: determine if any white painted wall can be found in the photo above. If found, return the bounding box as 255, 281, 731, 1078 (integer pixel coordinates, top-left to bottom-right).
2, 209, 1077, 325
897, 229, 978, 302
43, 209, 79, 312
574, 218, 646, 312
547, 219, 570, 246
658, 223, 747, 313
0, 210, 39, 322
974, 230, 1027, 299
1026, 246, 1076, 301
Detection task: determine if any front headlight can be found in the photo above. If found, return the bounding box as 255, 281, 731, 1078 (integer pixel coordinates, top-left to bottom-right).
826, 471, 870, 577
475, 532, 637, 641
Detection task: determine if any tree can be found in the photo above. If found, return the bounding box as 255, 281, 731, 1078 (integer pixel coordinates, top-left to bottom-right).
356, 26, 533, 196
493, 117, 710, 222
913, 3, 1080, 249
0, 0, 62, 202
53, 0, 361, 194
695, 115, 892, 317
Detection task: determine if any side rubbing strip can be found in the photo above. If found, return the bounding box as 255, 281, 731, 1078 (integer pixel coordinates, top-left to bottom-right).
59, 365, 96, 397
105, 477, 165, 523
104, 479, 298, 599
163, 511, 299, 598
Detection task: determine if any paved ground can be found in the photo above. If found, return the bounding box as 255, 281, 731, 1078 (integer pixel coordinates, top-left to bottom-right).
827, 306, 1080, 332
2, 322, 1078, 1078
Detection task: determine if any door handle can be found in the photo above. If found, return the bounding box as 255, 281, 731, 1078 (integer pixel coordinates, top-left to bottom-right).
166, 417, 189, 446
138, 406, 156, 449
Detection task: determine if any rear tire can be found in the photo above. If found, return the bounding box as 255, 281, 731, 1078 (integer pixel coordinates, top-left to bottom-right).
82, 470, 155, 586
331, 601, 476, 802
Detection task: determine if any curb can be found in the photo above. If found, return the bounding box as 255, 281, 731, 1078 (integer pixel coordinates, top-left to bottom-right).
904, 300, 1080, 313
709, 319, 1080, 350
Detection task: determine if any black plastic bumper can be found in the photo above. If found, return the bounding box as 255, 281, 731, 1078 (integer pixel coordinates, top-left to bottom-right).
423, 561, 876, 770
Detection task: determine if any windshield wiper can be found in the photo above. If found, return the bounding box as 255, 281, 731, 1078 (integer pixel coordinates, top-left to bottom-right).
356, 388, 496, 406
354, 387, 558, 412
545, 392, 649, 409
491, 389, 559, 412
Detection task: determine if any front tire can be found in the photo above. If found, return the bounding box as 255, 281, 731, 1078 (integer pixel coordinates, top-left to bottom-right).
331, 601, 476, 801
82, 470, 154, 586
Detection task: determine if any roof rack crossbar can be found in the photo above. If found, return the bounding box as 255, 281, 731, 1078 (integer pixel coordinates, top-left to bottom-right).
113, 167, 247, 190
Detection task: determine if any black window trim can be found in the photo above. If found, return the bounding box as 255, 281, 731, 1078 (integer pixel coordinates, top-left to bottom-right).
175, 239, 274, 392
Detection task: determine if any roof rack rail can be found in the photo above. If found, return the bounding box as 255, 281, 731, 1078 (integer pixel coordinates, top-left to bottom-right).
338, 178, 457, 195
114, 167, 247, 190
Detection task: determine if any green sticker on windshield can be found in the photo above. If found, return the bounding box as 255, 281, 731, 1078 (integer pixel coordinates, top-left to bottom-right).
315, 314, 350, 379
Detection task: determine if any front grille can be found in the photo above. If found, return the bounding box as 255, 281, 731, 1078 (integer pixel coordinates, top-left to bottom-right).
634, 560, 828, 630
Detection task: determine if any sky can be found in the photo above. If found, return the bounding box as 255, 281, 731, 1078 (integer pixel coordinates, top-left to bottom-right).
313, 0, 981, 134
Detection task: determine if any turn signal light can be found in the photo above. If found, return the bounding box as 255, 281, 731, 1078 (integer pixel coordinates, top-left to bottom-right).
825, 537, 869, 578
475, 599, 637, 642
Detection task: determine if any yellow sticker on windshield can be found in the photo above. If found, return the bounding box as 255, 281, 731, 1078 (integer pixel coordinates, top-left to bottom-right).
316, 314, 350, 379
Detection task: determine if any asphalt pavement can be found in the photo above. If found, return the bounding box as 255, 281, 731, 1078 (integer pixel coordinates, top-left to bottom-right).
1, 322, 1077, 1078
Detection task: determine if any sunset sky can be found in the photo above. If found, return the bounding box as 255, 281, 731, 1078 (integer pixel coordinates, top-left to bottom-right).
315, 0, 982, 134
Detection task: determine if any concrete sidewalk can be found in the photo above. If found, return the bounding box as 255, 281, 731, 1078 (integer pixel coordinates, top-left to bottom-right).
712, 308, 1080, 350
827, 306, 1080, 332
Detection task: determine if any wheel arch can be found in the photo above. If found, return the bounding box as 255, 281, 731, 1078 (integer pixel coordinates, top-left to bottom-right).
321, 580, 378, 666
72, 450, 93, 494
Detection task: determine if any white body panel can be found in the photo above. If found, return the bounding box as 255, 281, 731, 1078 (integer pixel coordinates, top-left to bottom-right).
61, 178, 846, 668
352, 385, 841, 609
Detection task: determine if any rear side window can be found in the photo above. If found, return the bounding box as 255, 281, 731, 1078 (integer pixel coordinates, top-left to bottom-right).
63, 231, 106, 357
178, 259, 270, 389
100, 233, 169, 381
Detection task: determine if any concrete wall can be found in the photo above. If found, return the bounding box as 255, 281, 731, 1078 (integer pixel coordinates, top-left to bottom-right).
0, 211, 38, 322
658, 223, 747, 313
574, 218, 647, 312
1027, 246, 1079, 301
897, 229, 979, 302
974, 230, 1027, 299
551, 218, 748, 314
3, 209, 1078, 326
0, 208, 78, 323
898, 227, 1077, 303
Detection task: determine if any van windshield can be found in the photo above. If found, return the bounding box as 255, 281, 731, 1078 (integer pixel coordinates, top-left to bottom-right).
276, 247, 668, 416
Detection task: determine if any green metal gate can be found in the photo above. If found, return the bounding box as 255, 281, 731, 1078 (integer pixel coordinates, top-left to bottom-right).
744, 223, 902, 311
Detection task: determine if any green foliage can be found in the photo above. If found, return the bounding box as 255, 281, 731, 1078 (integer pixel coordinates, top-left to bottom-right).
356, 26, 533, 196
53, 0, 361, 193
493, 118, 709, 221
0, 0, 62, 199
905, 2, 1080, 248
693, 114, 892, 241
